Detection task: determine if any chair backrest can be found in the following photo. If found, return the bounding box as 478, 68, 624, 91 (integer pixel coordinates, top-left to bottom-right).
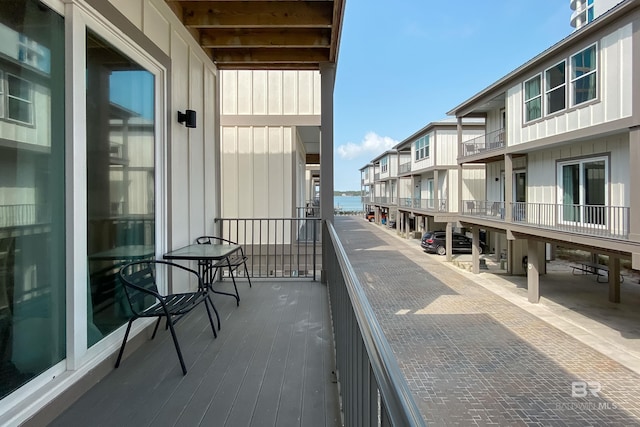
196, 236, 236, 245
119, 261, 160, 316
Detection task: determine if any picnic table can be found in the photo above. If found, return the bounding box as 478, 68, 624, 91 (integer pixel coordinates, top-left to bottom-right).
570, 261, 625, 283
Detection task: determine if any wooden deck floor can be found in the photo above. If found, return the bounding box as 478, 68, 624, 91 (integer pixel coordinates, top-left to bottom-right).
50, 280, 341, 427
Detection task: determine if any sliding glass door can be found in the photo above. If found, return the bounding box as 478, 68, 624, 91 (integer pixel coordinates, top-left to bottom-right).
558, 157, 607, 227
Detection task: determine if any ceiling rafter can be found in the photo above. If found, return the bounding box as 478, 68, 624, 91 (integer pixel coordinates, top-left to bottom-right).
165, 0, 344, 69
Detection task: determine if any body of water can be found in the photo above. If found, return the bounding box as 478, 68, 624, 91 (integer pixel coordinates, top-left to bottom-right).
334, 195, 364, 212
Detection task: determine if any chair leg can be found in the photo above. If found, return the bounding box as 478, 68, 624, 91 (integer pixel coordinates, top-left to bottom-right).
166, 319, 187, 375
203, 296, 218, 337
243, 261, 252, 288
229, 271, 240, 306
115, 319, 134, 368
151, 317, 162, 339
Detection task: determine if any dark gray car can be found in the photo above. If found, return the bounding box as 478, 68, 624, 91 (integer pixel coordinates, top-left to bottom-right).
420, 231, 485, 255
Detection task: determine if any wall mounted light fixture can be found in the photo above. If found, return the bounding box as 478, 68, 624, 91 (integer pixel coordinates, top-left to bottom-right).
178, 109, 197, 128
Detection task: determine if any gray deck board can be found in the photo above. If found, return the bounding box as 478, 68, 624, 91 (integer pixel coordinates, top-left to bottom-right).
49, 280, 341, 427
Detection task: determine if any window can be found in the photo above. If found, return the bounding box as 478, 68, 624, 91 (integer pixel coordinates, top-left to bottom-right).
545, 61, 566, 114
558, 156, 607, 226
571, 44, 597, 105
524, 75, 541, 122
415, 135, 430, 161
6, 73, 34, 125
381, 157, 388, 173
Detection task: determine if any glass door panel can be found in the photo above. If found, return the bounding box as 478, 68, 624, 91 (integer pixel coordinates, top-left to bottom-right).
584, 160, 605, 226
562, 164, 580, 223
0, 0, 65, 399
86, 30, 155, 346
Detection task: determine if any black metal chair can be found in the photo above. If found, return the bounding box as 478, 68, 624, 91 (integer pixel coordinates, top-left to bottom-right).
116, 260, 217, 375
195, 236, 252, 306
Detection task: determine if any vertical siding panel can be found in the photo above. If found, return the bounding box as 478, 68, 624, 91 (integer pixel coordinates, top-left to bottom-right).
188, 53, 205, 241
253, 127, 268, 217
268, 127, 285, 217
298, 71, 313, 115
221, 127, 239, 217
237, 70, 252, 115
268, 71, 282, 115
238, 127, 254, 215
253, 70, 268, 115
283, 71, 297, 115
222, 70, 238, 115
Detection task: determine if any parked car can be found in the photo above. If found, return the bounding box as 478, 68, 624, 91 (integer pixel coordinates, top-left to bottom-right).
420, 231, 486, 255
366, 211, 375, 222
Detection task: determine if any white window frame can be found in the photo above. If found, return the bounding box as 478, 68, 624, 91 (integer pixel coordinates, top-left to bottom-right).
556, 155, 608, 228
570, 43, 598, 107
414, 135, 430, 161
6, 72, 34, 125
523, 74, 542, 123
544, 60, 566, 115
381, 157, 388, 173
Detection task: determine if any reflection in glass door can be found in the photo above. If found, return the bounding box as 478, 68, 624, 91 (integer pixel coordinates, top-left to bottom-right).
86, 31, 156, 346
0, 0, 65, 399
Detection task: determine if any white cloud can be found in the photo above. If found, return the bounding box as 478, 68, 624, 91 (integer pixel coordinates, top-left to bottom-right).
337, 132, 398, 160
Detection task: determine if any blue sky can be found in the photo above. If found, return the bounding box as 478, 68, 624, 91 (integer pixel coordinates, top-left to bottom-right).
333, 0, 573, 191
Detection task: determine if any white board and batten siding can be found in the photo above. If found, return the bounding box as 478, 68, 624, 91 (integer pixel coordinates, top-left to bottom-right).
507, 22, 633, 147
221, 70, 321, 116
221, 126, 294, 217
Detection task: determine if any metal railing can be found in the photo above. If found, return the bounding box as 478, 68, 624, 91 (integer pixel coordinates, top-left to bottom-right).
399, 162, 411, 174
215, 217, 321, 279
325, 222, 426, 427
0, 204, 49, 227
460, 128, 505, 157
461, 200, 630, 239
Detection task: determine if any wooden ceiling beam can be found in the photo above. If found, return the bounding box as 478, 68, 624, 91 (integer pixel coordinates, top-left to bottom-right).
181, 1, 333, 28
211, 47, 329, 63
200, 28, 331, 48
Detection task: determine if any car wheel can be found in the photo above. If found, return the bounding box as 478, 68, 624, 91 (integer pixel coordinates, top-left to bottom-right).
478, 246, 484, 255
436, 246, 446, 256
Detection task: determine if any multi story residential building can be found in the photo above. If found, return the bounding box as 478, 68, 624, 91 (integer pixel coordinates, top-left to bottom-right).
393, 118, 486, 239
571, 0, 622, 29
449, 0, 639, 304
0, 0, 345, 424
368, 150, 399, 224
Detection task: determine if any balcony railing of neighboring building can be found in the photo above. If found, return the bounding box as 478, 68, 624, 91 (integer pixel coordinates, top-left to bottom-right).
413, 198, 448, 212
461, 200, 630, 239
0, 204, 50, 227
215, 217, 322, 279
460, 128, 505, 158
399, 161, 411, 174
374, 173, 380, 181
399, 197, 413, 208
324, 221, 426, 427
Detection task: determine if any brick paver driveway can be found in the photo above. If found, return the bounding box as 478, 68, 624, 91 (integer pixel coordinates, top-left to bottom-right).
335, 216, 640, 426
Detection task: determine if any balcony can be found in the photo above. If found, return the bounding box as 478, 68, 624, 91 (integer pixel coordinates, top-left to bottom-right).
460, 128, 505, 158
461, 200, 630, 239
399, 162, 411, 174
397, 198, 447, 212
50, 222, 424, 426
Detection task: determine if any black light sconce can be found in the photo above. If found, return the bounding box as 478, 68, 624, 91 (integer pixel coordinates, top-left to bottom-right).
178, 109, 197, 128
